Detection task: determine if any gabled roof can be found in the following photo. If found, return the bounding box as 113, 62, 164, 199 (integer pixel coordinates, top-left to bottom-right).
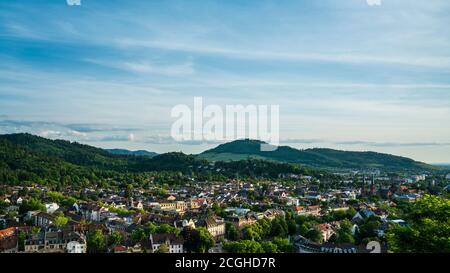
0, 227, 16, 239
150, 233, 184, 245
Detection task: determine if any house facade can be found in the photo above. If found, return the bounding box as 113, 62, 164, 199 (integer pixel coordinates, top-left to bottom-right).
204, 217, 225, 239
24, 230, 86, 253
149, 233, 184, 253
295, 205, 321, 216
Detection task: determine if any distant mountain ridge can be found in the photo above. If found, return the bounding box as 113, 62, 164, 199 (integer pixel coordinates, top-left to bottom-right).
199, 139, 436, 172
0, 133, 439, 174
0, 133, 321, 181
106, 149, 157, 157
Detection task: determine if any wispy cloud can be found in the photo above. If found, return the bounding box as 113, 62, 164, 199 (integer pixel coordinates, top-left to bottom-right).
280, 138, 325, 144
283, 139, 450, 148
66, 124, 138, 133
86, 59, 196, 76
0, 118, 138, 142
115, 39, 450, 68
97, 134, 135, 142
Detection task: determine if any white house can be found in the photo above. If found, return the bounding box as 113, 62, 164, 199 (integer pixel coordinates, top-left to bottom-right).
318, 223, 336, 242
149, 233, 184, 253
66, 240, 87, 253
446, 174, 450, 180
181, 219, 196, 229
45, 203, 60, 214
286, 197, 299, 206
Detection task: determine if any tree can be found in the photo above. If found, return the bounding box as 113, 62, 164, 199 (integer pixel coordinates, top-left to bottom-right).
272, 237, 295, 253
145, 222, 158, 235
346, 207, 357, 219
17, 231, 26, 252
156, 243, 169, 253
357, 219, 381, 242
87, 229, 106, 253
261, 241, 279, 253
19, 198, 45, 214
223, 240, 264, 253
53, 213, 69, 228
336, 219, 355, 244
225, 222, 239, 241
386, 195, 450, 253
305, 228, 323, 243
181, 227, 201, 253
181, 227, 215, 253
157, 224, 179, 235
287, 218, 297, 235
131, 228, 147, 242
109, 231, 123, 246
125, 184, 133, 199
271, 216, 288, 238
198, 227, 215, 253
298, 224, 309, 236
243, 225, 262, 241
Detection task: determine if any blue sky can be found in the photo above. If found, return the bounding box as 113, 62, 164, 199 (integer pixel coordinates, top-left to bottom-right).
1, 0, 450, 163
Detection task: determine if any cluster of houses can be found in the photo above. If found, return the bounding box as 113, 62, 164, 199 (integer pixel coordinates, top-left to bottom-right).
0, 170, 441, 253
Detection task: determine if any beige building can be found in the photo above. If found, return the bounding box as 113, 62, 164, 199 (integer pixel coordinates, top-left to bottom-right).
159, 201, 187, 213
205, 217, 225, 239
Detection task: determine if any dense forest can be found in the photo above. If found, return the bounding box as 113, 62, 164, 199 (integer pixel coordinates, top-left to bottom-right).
0, 133, 326, 189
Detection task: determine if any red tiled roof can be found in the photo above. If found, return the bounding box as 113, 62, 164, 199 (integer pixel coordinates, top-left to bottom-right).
318, 224, 331, 231
114, 245, 127, 252
0, 227, 16, 239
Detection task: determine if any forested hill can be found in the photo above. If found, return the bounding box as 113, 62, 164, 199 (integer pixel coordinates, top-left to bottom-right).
0, 134, 323, 186
199, 139, 437, 172
0, 133, 198, 172
0, 133, 124, 168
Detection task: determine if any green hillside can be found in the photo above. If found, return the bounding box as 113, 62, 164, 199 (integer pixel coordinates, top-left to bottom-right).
200, 139, 436, 172
0, 134, 439, 189
0, 134, 324, 187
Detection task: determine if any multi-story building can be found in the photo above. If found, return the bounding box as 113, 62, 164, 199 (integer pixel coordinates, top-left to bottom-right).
34, 212, 55, 227
66, 240, 87, 253
149, 233, 184, 253
204, 216, 225, 239
227, 214, 258, 230
0, 227, 18, 253
159, 201, 187, 213
24, 230, 86, 253
294, 205, 321, 216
